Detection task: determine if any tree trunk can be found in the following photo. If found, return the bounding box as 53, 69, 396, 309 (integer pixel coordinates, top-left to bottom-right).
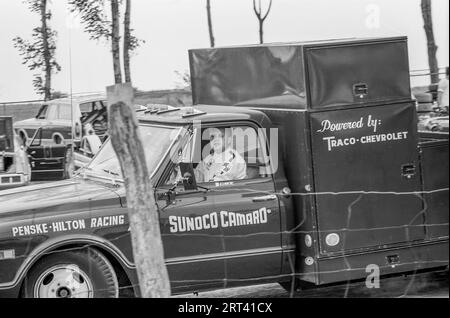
123, 0, 131, 83
107, 83, 171, 298
40, 0, 51, 100
259, 20, 263, 44
206, 0, 215, 47
421, 0, 439, 83
111, 0, 122, 84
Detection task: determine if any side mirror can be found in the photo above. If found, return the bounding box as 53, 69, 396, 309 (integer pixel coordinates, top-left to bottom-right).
179, 162, 198, 191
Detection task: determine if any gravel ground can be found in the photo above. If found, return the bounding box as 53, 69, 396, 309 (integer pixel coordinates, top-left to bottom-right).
173, 269, 448, 298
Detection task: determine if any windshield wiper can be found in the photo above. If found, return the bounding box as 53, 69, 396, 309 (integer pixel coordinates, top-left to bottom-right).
102, 169, 120, 176
197, 185, 210, 192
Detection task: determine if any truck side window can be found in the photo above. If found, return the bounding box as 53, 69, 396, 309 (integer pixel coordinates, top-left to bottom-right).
162, 125, 271, 186
229, 126, 270, 180
195, 125, 271, 183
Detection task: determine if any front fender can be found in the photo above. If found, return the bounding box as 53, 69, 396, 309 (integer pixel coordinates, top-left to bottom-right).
0, 234, 135, 297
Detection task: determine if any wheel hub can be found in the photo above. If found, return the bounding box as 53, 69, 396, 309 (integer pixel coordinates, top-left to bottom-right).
56, 287, 71, 298
34, 264, 93, 298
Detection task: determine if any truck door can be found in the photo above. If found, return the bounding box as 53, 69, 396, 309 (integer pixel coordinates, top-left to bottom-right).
309, 103, 426, 254
195, 124, 282, 285
156, 186, 227, 292
155, 131, 225, 292
156, 124, 282, 290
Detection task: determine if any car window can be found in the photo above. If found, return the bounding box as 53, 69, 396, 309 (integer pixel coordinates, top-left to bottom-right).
36, 105, 48, 119
57, 104, 72, 120
45, 104, 58, 120
80, 102, 93, 115
93, 101, 106, 111
30, 129, 42, 146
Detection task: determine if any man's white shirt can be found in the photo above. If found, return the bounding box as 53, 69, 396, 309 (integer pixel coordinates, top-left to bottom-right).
195, 148, 247, 182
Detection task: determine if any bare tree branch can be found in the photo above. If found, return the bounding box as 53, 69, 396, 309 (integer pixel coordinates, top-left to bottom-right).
206, 0, 215, 47
111, 0, 122, 84
123, 0, 131, 83
420, 0, 439, 84
261, 0, 272, 21
252, 0, 272, 44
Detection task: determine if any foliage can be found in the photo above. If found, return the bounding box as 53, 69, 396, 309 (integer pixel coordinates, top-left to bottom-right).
68, 0, 110, 41
68, 0, 143, 51
174, 70, 191, 90
13, 0, 60, 98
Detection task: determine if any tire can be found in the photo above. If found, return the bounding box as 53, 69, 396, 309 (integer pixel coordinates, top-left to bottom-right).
21, 247, 119, 298
430, 126, 439, 132
53, 133, 64, 145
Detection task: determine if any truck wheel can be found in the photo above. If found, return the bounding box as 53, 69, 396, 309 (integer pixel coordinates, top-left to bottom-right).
21, 247, 119, 298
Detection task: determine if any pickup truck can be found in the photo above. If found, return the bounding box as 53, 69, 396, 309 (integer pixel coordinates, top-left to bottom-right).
0, 37, 448, 298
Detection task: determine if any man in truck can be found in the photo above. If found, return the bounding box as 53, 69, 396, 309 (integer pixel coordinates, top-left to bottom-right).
166, 127, 248, 185
195, 127, 247, 182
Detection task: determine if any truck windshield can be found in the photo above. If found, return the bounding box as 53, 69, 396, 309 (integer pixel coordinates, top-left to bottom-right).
86, 125, 183, 180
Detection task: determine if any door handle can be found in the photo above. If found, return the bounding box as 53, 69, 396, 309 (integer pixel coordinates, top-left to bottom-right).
252, 194, 277, 202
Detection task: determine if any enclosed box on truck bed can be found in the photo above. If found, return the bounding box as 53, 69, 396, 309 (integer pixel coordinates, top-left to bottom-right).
189, 37, 448, 284
189, 37, 411, 109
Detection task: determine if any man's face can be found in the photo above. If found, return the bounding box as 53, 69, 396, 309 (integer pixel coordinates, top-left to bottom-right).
209, 130, 225, 153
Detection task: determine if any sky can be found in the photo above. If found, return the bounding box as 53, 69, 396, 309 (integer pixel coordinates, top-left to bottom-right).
0, 0, 449, 102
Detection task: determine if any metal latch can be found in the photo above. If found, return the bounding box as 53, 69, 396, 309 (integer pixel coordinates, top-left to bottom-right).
401, 164, 416, 179
386, 254, 400, 266
353, 83, 368, 100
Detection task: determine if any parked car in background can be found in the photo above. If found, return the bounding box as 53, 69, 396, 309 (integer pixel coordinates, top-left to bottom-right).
0, 116, 31, 190
26, 125, 74, 181
14, 93, 107, 147
426, 116, 449, 132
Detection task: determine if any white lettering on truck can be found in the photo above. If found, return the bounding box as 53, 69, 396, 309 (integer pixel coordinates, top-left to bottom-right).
169, 208, 272, 233
11, 214, 127, 237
